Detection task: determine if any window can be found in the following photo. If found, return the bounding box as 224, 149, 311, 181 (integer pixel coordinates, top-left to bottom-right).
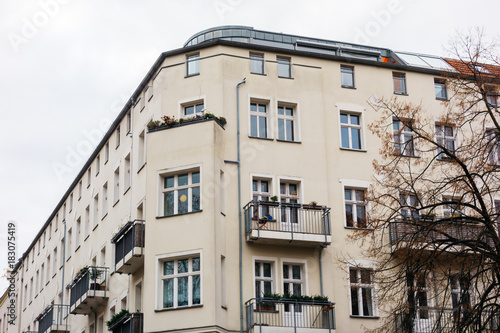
345, 188, 367, 228
67, 228, 72, 257
161, 256, 201, 309
282, 263, 303, 298
250, 53, 264, 74
408, 273, 430, 319
486, 130, 500, 165
46, 255, 51, 282
393, 119, 416, 156
93, 194, 99, 227
400, 193, 419, 219
341, 65, 355, 88
277, 56, 291, 78
280, 182, 299, 225
96, 155, 100, 175
450, 274, 471, 319
87, 168, 91, 188
186, 53, 200, 76
102, 183, 108, 217
114, 167, 120, 203
277, 105, 295, 141
183, 101, 204, 117
340, 113, 362, 149
252, 178, 271, 218
485, 85, 498, 107
124, 154, 131, 191
255, 261, 273, 298
435, 124, 456, 159
75, 217, 81, 248
393, 72, 407, 94
250, 102, 268, 138
78, 181, 82, 199
161, 170, 201, 216
349, 267, 375, 317
105, 142, 109, 163
116, 126, 121, 148
127, 112, 131, 133
52, 248, 57, 275
69, 193, 73, 212
138, 130, 145, 168
442, 197, 463, 218
434, 78, 447, 100
85, 205, 90, 237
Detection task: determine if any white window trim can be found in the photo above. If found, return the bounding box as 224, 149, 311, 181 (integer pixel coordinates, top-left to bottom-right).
157, 163, 202, 217
248, 95, 274, 139
277, 56, 292, 79
340, 65, 355, 88
336, 103, 367, 151
339, 179, 371, 228
155, 249, 203, 310
277, 176, 304, 203
178, 96, 206, 119
434, 122, 459, 159
186, 53, 200, 77
252, 256, 278, 299
279, 258, 308, 295
250, 52, 265, 75
276, 98, 301, 142
346, 261, 379, 317
393, 117, 418, 157
250, 173, 275, 201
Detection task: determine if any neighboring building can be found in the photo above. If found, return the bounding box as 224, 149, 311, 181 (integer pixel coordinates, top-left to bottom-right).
9, 26, 498, 333
1, 289, 11, 333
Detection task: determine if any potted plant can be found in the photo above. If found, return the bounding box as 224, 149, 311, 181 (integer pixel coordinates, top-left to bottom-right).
260, 196, 279, 207
89, 267, 103, 290
303, 201, 322, 210
106, 309, 129, 329
256, 293, 280, 311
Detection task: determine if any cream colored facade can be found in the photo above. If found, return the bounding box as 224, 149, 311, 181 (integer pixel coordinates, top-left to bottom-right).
10, 26, 472, 333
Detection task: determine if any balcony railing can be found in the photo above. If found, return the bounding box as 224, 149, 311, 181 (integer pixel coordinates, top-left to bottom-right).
111, 220, 145, 274
37, 304, 70, 333
108, 312, 143, 333
388, 216, 494, 253
394, 307, 500, 333
69, 266, 109, 314
246, 298, 335, 333
244, 201, 331, 246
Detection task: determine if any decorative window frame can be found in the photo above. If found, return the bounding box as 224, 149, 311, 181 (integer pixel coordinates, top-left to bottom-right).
248, 95, 273, 139
336, 103, 367, 152
345, 259, 379, 318
339, 179, 371, 228
252, 256, 278, 298
178, 96, 206, 119
276, 98, 301, 142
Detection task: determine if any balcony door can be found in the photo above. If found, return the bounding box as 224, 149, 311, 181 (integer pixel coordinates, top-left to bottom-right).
282, 264, 308, 327
280, 183, 300, 232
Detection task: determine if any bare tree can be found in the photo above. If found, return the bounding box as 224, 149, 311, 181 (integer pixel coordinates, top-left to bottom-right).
362, 30, 500, 333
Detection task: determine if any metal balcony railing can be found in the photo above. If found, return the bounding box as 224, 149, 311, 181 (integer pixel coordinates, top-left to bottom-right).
37, 304, 69, 333
108, 312, 143, 333
388, 215, 495, 252
245, 298, 335, 332
394, 307, 500, 333
69, 266, 109, 309
244, 201, 331, 242
112, 220, 145, 271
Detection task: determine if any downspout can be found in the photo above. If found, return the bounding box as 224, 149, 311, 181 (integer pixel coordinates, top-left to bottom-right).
319, 247, 324, 296
236, 78, 246, 333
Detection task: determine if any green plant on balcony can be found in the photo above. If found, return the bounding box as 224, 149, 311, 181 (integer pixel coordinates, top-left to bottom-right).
270, 196, 278, 202
106, 310, 129, 328
89, 267, 104, 290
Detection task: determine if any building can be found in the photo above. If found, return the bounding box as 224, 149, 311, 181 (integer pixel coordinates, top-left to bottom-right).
9, 26, 499, 333
1, 289, 12, 333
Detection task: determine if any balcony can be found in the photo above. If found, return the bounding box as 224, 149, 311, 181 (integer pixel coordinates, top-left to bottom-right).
245, 298, 335, 333
69, 266, 109, 315
108, 312, 143, 333
394, 308, 500, 333
111, 220, 145, 274
388, 215, 494, 253
244, 201, 331, 247
37, 304, 70, 333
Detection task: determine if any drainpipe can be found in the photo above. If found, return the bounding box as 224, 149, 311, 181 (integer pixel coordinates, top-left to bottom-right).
92, 309, 97, 333
319, 247, 324, 297
236, 78, 246, 333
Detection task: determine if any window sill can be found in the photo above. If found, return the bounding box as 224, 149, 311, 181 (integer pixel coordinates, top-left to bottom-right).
394, 92, 408, 96
101, 213, 108, 221
92, 223, 99, 231
96, 172, 99, 177
345, 226, 373, 231
435, 97, 448, 101
84, 234, 90, 242
350, 315, 380, 319
276, 139, 301, 144
87, 185, 90, 189
52, 273, 57, 279
251, 72, 267, 76
249, 136, 274, 141
397, 154, 420, 158
340, 147, 367, 152
45, 280, 50, 286
155, 304, 203, 312
137, 163, 146, 174
124, 187, 131, 195
156, 210, 203, 219
66, 256, 71, 262
185, 73, 200, 78
220, 212, 226, 217
59, 265, 63, 270
278, 76, 293, 79
78, 197, 81, 201
113, 199, 120, 207
75, 245, 81, 253
104, 160, 108, 165
341, 86, 356, 89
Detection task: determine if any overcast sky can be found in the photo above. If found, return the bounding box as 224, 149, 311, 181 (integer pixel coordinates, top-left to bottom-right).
1, 0, 499, 293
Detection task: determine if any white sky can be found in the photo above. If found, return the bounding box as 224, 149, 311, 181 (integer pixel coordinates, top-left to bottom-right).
1, 0, 499, 293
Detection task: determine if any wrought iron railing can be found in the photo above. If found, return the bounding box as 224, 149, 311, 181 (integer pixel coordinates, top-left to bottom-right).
108, 312, 143, 333
245, 298, 335, 332
69, 266, 108, 308
394, 307, 500, 333
244, 201, 331, 241
37, 304, 69, 333
112, 220, 145, 269
388, 216, 494, 251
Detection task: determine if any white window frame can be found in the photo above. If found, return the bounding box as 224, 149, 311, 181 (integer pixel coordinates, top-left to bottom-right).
186, 53, 200, 77
158, 165, 202, 217
156, 250, 202, 310
393, 118, 417, 157
250, 52, 265, 75
442, 196, 464, 217
449, 273, 472, 312
349, 266, 377, 317
249, 98, 271, 139
486, 129, 500, 165
279, 258, 308, 296
400, 192, 419, 219
393, 72, 407, 95
178, 96, 206, 119
276, 100, 300, 142
435, 123, 457, 159
340, 112, 363, 150
336, 103, 366, 151
277, 56, 292, 78
341, 65, 355, 88
344, 188, 368, 228
434, 78, 447, 100
253, 258, 277, 298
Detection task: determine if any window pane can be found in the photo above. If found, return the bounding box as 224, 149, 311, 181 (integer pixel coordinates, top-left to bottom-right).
278, 119, 285, 140
351, 128, 361, 149
250, 116, 258, 137
251, 56, 263, 74
195, 104, 204, 113
263, 263, 272, 277
340, 114, 348, 124
255, 281, 261, 297
351, 115, 360, 125
260, 181, 268, 193
292, 265, 301, 279
178, 189, 188, 214
345, 204, 353, 227
445, 126, 453, 137
344, 189, 352, 201
286, 119, 293, 141
163, 279, 173, 308
341, 127, 349, 148
250, 103, 257, 112
178, 174, 188, 186
285, 107, 293, 116
164, 192, 174, 216
278, 106, 284, 115
185, 106, 194, 115
349, 269, 357, 282
362, 288, 373, 316
165, 176, 175, 189
258, 117, 267, 138
283, 265, 289, 279
192, 172, 200, 184
289, 184, 297, 195
264, 281, 272, 294
258, 104, 266, 113
192, 187, 200, 212
192, 275, 201, 305
357, 206, 366, 227
361, 270, 371, 284
351, 287, 359, 315
292, 283, 301, 295
164, 261, 174, 275
178, 277, 188, 306
192, 257, 200, 271
178, 259, 189, 273
355, 190, 364, 201
255, 262, 260, 276
278, 58, 290, 77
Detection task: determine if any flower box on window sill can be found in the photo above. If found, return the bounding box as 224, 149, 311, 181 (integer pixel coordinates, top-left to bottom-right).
302, 204, 323, 210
